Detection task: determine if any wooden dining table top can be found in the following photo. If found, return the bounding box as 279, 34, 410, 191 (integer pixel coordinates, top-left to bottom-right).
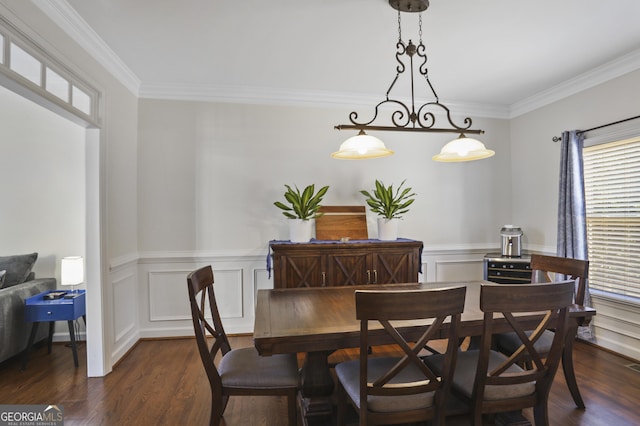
253, 281, 596, 356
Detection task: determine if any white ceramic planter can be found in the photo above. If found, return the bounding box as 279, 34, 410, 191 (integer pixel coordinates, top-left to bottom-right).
377, 217, 398, 241
289, 219, 313, 243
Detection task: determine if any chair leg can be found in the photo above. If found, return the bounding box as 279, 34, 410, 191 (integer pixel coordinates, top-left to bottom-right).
210, 394, 227, 426
209, 399, 218, 426
336, 382, 347, 426
286, 389, 298, 426
472, 410, 483, 426
533, 401, 549, 426
562, 332, 585, 408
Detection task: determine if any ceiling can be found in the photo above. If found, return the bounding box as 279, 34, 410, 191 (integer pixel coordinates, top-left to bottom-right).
37, 0, 640, 117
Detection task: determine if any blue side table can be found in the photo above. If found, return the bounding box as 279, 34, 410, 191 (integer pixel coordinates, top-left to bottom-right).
22, 290, 86, 369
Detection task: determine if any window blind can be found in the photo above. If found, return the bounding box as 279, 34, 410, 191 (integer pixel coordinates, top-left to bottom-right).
583, 138, 640, 299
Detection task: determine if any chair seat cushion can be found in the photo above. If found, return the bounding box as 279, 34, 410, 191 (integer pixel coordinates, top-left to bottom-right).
425, 350, 535, 401
219, 347, 299, 389
335, 357, 435, 413
495, 330, 554, 356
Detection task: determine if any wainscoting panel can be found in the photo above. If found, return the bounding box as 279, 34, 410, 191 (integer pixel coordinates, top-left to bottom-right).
148, 268, 243, 322
254, 267, 272, 309
419, 249, 487, 283
113, 272, 137, 341
148, 270, 194, 322
135, 256, 266, 339
433, 259, 484, 282
207, 269, 244, 319
110, 259, 139, 365
419, 262, 427, 282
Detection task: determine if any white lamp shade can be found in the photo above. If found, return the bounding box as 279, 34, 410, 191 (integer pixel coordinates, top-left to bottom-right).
331, 131, 394, 159
432, 135, 495, 162
61, 256, 84, 286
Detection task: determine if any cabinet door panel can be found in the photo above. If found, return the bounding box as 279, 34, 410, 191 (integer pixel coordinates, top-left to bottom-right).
327, 253, 369, 286
372, 250, 418, 284
276, 254, 325, 288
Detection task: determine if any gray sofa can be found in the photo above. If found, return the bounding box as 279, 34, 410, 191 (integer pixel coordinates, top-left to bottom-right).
0, 253, 56, 364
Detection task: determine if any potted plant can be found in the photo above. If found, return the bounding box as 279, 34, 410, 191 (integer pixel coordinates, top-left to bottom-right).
360, 179, 416, 240
274, 184, 330, 242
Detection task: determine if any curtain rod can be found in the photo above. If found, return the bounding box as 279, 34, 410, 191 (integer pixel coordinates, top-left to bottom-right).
552, 114, 640, 142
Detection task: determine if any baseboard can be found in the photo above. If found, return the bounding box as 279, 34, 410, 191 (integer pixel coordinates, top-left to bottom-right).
577, 337, 640, 364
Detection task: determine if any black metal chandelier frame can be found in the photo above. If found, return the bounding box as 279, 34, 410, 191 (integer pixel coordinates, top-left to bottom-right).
334, 0, 484, 136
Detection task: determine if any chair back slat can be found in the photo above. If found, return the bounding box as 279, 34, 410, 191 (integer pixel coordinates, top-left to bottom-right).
499, 311, 553, 371
530, 254, 589, 304
356, 288, 466, 320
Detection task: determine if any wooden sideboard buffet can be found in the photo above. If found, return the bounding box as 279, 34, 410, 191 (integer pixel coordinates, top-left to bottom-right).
268, 239, 423, 288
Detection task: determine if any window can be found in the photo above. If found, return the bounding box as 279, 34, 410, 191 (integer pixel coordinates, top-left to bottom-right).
10, 42, 41, 85
72, 85, 91, 116
583, 137, 640, 299
45, 67, 70, 102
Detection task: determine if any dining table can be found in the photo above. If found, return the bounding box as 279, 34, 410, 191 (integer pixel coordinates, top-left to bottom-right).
253, 280, 596, 425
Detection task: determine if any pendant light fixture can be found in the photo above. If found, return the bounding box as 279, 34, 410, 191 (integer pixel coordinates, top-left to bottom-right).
332, 0, 494, 162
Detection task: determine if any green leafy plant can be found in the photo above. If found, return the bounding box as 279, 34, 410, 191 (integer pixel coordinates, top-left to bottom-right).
274, 184, 330, 220
360, 179, 416, 219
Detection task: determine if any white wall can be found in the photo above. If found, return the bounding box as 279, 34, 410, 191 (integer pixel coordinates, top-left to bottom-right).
0, 85, 85, 278
137, 99, 512, 252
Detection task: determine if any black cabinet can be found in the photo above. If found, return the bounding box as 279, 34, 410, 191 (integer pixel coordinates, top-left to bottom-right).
483, 254, 531, 284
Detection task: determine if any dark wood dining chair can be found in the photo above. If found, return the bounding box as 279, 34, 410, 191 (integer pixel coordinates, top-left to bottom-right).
493, 254, 589, 407
425, 280, 575, 425
335, 286, 466, 426
187, 265, 300, 426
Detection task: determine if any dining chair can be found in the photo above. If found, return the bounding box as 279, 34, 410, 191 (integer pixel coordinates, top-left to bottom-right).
335, 286, 466, 426
425, 280, 575, 425
187, 265, 300, 426
493, 254, 589, 406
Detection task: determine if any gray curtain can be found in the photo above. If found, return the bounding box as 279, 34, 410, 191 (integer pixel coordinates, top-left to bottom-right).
557, 130, 592, 339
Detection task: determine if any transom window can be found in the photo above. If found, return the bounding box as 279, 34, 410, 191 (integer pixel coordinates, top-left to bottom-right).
583, 137, 640, 299
0, 18, 98, 123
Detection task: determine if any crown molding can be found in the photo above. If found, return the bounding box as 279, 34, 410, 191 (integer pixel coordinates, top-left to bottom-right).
509, 48, 640, 118
33, 0, 140, 96
139, 81, 512, 118
139, 82, 380, 108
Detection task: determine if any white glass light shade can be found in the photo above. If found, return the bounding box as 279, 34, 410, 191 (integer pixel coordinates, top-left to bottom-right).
331, 131, 394, 159
432, 135, 495, 162
61, 256, 84, 286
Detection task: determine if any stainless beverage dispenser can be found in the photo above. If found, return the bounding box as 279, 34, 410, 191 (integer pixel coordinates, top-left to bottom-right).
500, 225, 523, 257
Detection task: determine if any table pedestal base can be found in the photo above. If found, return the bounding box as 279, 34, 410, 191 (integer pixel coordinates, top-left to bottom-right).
299, 351, 335, 425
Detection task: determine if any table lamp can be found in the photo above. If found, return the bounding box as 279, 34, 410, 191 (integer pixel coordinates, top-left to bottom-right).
61, 256, 84, 298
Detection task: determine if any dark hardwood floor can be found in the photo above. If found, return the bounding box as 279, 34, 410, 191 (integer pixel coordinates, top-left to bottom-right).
0, 336, 638, 425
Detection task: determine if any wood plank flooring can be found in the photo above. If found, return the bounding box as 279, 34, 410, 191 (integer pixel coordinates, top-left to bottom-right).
0, 336, 639, 425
